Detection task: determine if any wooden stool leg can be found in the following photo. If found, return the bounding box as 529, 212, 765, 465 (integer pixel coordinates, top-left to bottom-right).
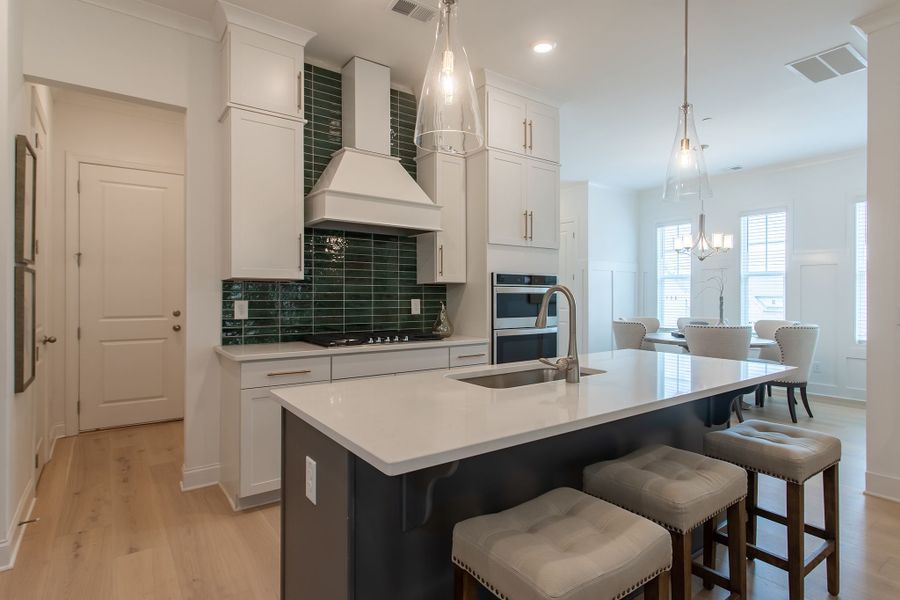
454, 565, 478, 600
824, 465, 840, 596
746, 471, 758, 555
727, 500, 748, 598
643, 570, 669, 600
702, 516, 717, 590
670, 532, 693, 600
800, 385, 814, 418
786, 482, 806, 600
786, 387, 799, 423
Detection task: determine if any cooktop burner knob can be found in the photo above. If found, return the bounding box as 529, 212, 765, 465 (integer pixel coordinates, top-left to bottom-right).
393, 335, 400, 342
367, 338, 374, 344
403, 335, 410, 342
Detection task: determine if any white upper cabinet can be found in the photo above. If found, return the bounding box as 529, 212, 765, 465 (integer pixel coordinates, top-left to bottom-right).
486, 150, 559, 249
225, 108, 304, 280
484, 87, 559, 163
417, 153, 467, 284
223, 24, 306, 120
525, 160, 560, 249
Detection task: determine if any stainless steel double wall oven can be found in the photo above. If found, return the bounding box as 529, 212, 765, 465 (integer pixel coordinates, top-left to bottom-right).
492, 273, 558, 364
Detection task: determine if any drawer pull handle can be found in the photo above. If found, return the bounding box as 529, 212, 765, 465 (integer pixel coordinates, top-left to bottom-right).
267, 369, 312, 377
457, 353, 487, 359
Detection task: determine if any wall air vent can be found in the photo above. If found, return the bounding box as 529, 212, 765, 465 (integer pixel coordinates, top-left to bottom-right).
388, 0, 437, 23
787, 43, 867, 83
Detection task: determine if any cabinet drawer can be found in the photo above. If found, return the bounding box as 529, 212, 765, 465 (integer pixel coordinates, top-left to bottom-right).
240, 356, 331, 389
450, 344, 490, 367
332, 348, 449, 380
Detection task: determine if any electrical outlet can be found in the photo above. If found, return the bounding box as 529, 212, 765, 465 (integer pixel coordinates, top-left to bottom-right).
234, 300, 249, 320
812, 362, 822, 374
305, 456, 317, 505
411, 298, 421, 315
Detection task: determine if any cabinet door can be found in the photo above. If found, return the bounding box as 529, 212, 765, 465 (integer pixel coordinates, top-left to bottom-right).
526, 101, 560, 163
488, 152, 528, 246
226, 25, 304, 119
486, 88, 528, 155
227, 108, 304, 279
239, 388, 281, 497
435, 154, 466, 282
526, 160, 560, 249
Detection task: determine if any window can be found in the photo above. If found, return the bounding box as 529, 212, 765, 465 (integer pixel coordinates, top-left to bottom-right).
741, 211, 787, 324
855, 201, 867, 343
657, 222, 692, 328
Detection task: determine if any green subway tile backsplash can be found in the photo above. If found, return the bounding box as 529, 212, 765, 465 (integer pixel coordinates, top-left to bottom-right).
223, 66, 438, 345
222, 229, 447, 345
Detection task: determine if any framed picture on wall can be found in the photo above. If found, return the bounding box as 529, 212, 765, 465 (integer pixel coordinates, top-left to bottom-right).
15, 265, 36, 393
15, 134, 37, 265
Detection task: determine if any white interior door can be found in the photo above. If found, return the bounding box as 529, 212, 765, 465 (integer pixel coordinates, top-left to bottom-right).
32, 95, 51, 477
558, 221, 579, 355
78, 163, 185, 431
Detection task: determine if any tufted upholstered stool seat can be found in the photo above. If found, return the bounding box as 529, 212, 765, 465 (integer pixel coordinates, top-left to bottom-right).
583, 445, 748, 600
451, 487, 672, 600
705, 420, 841, 599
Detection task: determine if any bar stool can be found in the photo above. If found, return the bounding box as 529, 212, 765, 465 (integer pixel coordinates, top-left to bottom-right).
452, 487, 671, 600
583, 445, 748, 600
705, 419, 841, 599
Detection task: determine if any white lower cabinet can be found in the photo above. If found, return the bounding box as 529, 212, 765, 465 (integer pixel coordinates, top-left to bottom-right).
218, 343, 488, 510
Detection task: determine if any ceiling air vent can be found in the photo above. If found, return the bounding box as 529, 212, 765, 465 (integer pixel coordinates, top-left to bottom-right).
786, 43, 867, 83
388, 0, 437, 23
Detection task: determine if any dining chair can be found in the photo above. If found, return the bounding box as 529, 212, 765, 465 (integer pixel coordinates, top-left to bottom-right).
754, 319, 800, 397
628, 317, 660, 351
684, 325, 752, 422
757, 325, 820, 423
676, 317, 720, 331
613, 319, 648, 350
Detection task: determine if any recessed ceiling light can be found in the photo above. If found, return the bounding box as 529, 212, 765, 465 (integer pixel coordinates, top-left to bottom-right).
532, 41, 557, 54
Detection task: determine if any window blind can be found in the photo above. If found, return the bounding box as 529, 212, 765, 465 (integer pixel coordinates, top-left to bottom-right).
657, 222, 691, 329
856, 201, 867, 343
741, 211, 786, 324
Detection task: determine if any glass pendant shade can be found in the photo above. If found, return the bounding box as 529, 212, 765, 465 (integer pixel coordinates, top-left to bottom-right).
414, 0, 483, 155
663, 104, 712, 203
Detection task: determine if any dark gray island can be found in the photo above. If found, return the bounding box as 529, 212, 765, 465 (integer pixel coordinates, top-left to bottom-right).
272, 349, 793, 599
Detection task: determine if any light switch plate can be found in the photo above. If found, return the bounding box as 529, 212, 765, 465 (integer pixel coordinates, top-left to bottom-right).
305, 456, 317, 505
234, 300, 249, 320
411, 299, 421, 315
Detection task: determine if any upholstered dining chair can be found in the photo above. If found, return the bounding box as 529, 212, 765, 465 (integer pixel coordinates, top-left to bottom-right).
612, 319, 648, 350
754, 319, 800, 397
676, 317, 720, 331
757, 325, 820, 423
684, 325, 753, 422
628, 317, 659, 350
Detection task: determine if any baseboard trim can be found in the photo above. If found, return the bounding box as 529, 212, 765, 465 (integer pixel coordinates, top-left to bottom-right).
181, 463, 221, 491
865, 471, 900, 504
48, 423, 67, 459
0, 481, 37, 572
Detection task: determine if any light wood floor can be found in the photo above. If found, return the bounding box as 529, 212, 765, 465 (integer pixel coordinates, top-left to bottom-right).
1, 399, 899, 599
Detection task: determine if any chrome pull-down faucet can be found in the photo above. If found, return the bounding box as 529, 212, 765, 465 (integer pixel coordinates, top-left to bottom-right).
535, 284, 579, 383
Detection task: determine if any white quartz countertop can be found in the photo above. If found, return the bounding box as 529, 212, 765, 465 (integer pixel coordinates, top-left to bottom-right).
271, 349, 796, 476
214, 335, 489, 362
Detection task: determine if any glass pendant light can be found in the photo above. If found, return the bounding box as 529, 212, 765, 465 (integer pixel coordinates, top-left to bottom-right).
414, 0, 484, 155
663, 0, 712, 204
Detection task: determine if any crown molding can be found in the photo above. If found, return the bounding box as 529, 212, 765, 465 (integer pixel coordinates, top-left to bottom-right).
214, 1, 316, 45
78, 0, 217, 40
852, 2, 900, 37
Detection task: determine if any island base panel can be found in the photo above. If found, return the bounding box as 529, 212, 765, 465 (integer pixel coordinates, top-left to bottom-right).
282, 394, 734, 599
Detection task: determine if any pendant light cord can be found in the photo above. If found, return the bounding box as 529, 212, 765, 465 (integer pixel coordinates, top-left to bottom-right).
683, 0, 689, 110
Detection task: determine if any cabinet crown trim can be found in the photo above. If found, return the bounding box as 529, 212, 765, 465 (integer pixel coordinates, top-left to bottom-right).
476, 70, 560, 108
215, 1, 317, 46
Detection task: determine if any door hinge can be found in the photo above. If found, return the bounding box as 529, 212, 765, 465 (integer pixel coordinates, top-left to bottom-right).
77, 179, 81, 194
75, 252, 82, 267
77, 326, 81, 340
35, 238, 39, 255
77, 400, 81, 414
34, 453, 39, 469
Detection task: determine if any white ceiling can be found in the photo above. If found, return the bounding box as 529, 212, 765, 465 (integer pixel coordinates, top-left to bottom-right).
147, 0, 885, 190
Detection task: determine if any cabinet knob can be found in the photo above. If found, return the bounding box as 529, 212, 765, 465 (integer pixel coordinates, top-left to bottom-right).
173, 325, 182, 332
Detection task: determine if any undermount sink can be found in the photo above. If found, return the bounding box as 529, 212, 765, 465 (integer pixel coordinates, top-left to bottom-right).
456, 367, 605, 389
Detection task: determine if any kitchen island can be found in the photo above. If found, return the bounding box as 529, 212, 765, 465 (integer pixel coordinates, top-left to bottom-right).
272, 349, 794, 599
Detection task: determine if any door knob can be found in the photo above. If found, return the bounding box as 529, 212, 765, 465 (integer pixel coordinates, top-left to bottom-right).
172, 310, 181, 317
40, 335, 57, 345
173, 325, 182, 332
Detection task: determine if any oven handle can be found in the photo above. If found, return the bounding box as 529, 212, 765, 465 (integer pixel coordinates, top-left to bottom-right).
493, 327, 558, 337
493, 286, 556, 295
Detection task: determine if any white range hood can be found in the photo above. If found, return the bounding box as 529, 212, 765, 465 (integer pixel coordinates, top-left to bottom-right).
305, 57, 441, 235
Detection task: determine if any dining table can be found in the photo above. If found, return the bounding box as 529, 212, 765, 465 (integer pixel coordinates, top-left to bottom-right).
644, 331, 778, 350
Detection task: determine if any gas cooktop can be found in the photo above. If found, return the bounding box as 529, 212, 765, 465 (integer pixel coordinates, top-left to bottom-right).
301, 331, 443, 348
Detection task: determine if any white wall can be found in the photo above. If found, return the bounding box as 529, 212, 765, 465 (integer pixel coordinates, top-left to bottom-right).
23, 0, 223, 490
48, 90, 185, 437
561, 182, 640, 353
855, 3, 900, 502
638, 150, 867, 401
